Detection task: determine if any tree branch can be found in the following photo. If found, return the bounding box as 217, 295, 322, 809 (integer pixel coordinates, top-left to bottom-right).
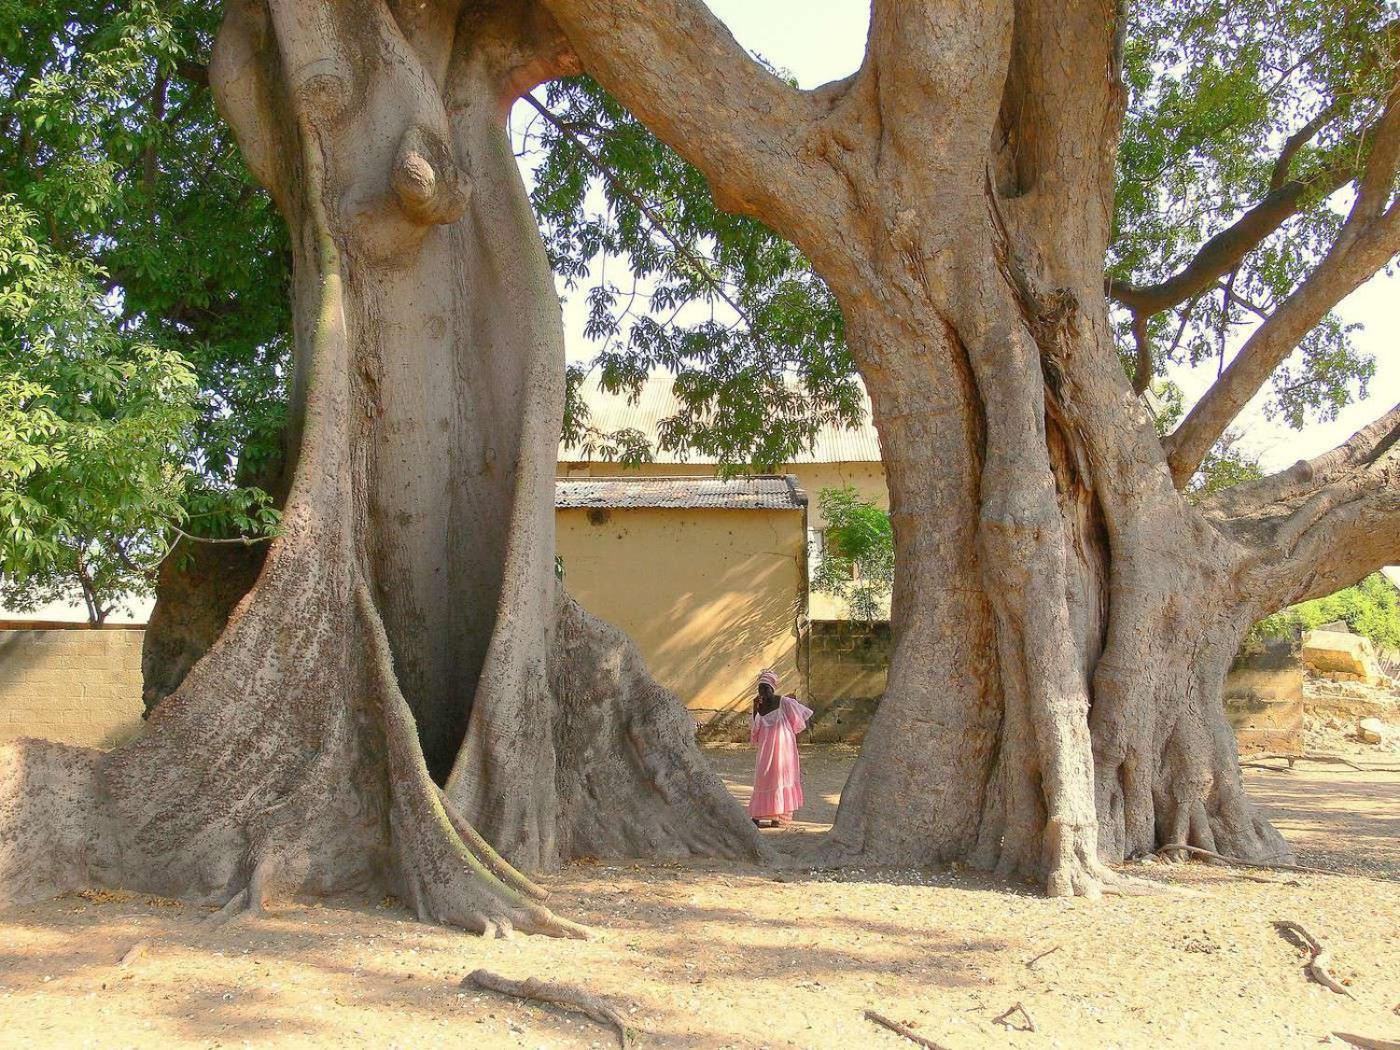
1109, 164, 1350, 318
1208, 402, 1400, 608
521, 94, 752, 324
1161, 79, 1400, 487
538, 0, 827, 229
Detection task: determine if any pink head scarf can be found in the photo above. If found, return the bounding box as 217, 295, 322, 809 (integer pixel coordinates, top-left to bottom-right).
757, 669, 779, 690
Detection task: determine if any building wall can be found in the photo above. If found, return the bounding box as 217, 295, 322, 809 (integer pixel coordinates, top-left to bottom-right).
556, 505, 805, 724
0, 629, 146, 748
558, 459, 889, 621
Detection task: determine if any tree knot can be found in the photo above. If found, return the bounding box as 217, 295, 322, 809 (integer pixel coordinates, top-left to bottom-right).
392, 125, 470, 227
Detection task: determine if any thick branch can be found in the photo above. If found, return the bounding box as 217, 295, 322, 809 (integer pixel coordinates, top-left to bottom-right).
1110, 167, 1350, 318
1209, 402, 1400, 608
1162, 76, 1400, 487
1166, 210, 1400, 486
538, 0, 826, 228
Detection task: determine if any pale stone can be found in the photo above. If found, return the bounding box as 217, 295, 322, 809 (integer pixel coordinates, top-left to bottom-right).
1356, 717, 1388, 744
1301, 630, 1381, 683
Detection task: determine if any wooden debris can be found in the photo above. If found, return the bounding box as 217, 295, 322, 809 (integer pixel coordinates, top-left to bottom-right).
1244, 753, 1400, 774
465, 968, 632, 1048
1025, 944, 1061, 969
1274, 921, 1353, 998
863, 1010, 951, 1050
1333, 1034, 1400, 1050
992, 1001, 1037, 1032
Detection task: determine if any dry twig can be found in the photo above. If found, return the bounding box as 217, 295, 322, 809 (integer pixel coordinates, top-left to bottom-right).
1025, 944, 1061, 969
992, 1001, 1037, 1032
1274, 921, 1353, 998
863, 1010, 951, 1050
465, 969, 632, 1048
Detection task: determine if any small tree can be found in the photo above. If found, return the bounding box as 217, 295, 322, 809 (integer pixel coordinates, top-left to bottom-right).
811, 486, 894, 624
0, 197, 278, 623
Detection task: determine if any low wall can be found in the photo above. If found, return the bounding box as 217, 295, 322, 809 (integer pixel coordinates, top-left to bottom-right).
805, 620, 890, 743
0, 629, 146, 749
1223, 640, 1304, 753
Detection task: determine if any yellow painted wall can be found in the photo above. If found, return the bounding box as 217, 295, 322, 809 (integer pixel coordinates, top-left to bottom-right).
559, 459, 889, 621
0, 629, 146, 748
556, 506, 805, 720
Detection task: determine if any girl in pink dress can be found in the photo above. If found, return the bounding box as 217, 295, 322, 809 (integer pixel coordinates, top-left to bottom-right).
749, 669, 813, 827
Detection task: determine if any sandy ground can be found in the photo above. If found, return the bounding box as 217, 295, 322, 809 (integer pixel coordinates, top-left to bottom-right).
1, 745, 1397, 1049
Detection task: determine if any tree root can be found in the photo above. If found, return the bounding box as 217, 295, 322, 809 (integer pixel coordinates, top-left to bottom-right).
435, 787, 549, 904
1274, 920, 1353, 998
1155, 842, 1389, 883
863, 1009, 951, 1049
992, 1002, 1037, 1032
1244, 753, 1368, 772
464, 968, 633, 1048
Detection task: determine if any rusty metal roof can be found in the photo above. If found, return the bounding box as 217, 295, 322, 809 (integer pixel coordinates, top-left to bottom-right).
556, 474, 806, 511
558, 376, 881, 464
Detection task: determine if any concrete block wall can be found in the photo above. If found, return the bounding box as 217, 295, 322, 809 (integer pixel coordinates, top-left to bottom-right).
0, 629, 146, 749
1223, 639, 1304, 753
804, 619, 890, 743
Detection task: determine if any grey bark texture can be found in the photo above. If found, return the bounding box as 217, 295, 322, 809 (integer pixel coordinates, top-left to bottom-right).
0, 0, 761, 932
540, 0, 1400, 895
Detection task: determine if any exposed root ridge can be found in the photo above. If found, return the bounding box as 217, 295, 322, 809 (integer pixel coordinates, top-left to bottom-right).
550, 596, 768, 865
357, 584, 588, 939
466, 969, 633, 1048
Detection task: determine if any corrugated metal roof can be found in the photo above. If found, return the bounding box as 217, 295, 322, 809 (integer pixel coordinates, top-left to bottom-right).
556, 474, 806, 511
559, 376, 882, 464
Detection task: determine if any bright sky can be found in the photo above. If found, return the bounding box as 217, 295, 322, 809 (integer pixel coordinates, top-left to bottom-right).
544, 0, 1398, 474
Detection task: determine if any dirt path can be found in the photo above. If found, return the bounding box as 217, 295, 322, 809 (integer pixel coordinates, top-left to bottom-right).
0, 746, 1396, 1049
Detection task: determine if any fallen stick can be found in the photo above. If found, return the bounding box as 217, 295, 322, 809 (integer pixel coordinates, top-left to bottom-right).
1025, 944, 1061, 969
465, 969, 632, 1048
992, 1001, 1037, 1032
1244, 753, 1400, 773
1333, 1034, 1400, 1050
1274, 921, 1353, 998
863, 1010, 951, 1050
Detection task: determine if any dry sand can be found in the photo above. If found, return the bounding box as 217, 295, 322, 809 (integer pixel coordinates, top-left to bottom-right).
0, 745, 1396, 1049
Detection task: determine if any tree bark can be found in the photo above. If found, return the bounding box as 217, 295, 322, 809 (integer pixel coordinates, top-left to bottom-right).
0, 0, 760, 931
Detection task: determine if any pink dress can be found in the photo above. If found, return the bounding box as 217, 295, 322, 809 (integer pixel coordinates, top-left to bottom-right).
749, 695, 813, 820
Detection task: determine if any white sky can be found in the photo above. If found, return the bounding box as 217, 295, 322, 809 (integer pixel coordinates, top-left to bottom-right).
541, 0, 1398, 474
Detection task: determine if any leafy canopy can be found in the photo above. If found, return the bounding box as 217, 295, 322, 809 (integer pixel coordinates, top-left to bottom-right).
1252, 573, 1400, 652
1, 0, 286, 618
3, 0, 1396, 616
1111, 0, 1393, 423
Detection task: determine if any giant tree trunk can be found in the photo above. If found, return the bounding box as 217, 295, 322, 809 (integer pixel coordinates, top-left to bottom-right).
819, 3, 1291, 892
0, 0, 760, 931
533, 0, 1400, 896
